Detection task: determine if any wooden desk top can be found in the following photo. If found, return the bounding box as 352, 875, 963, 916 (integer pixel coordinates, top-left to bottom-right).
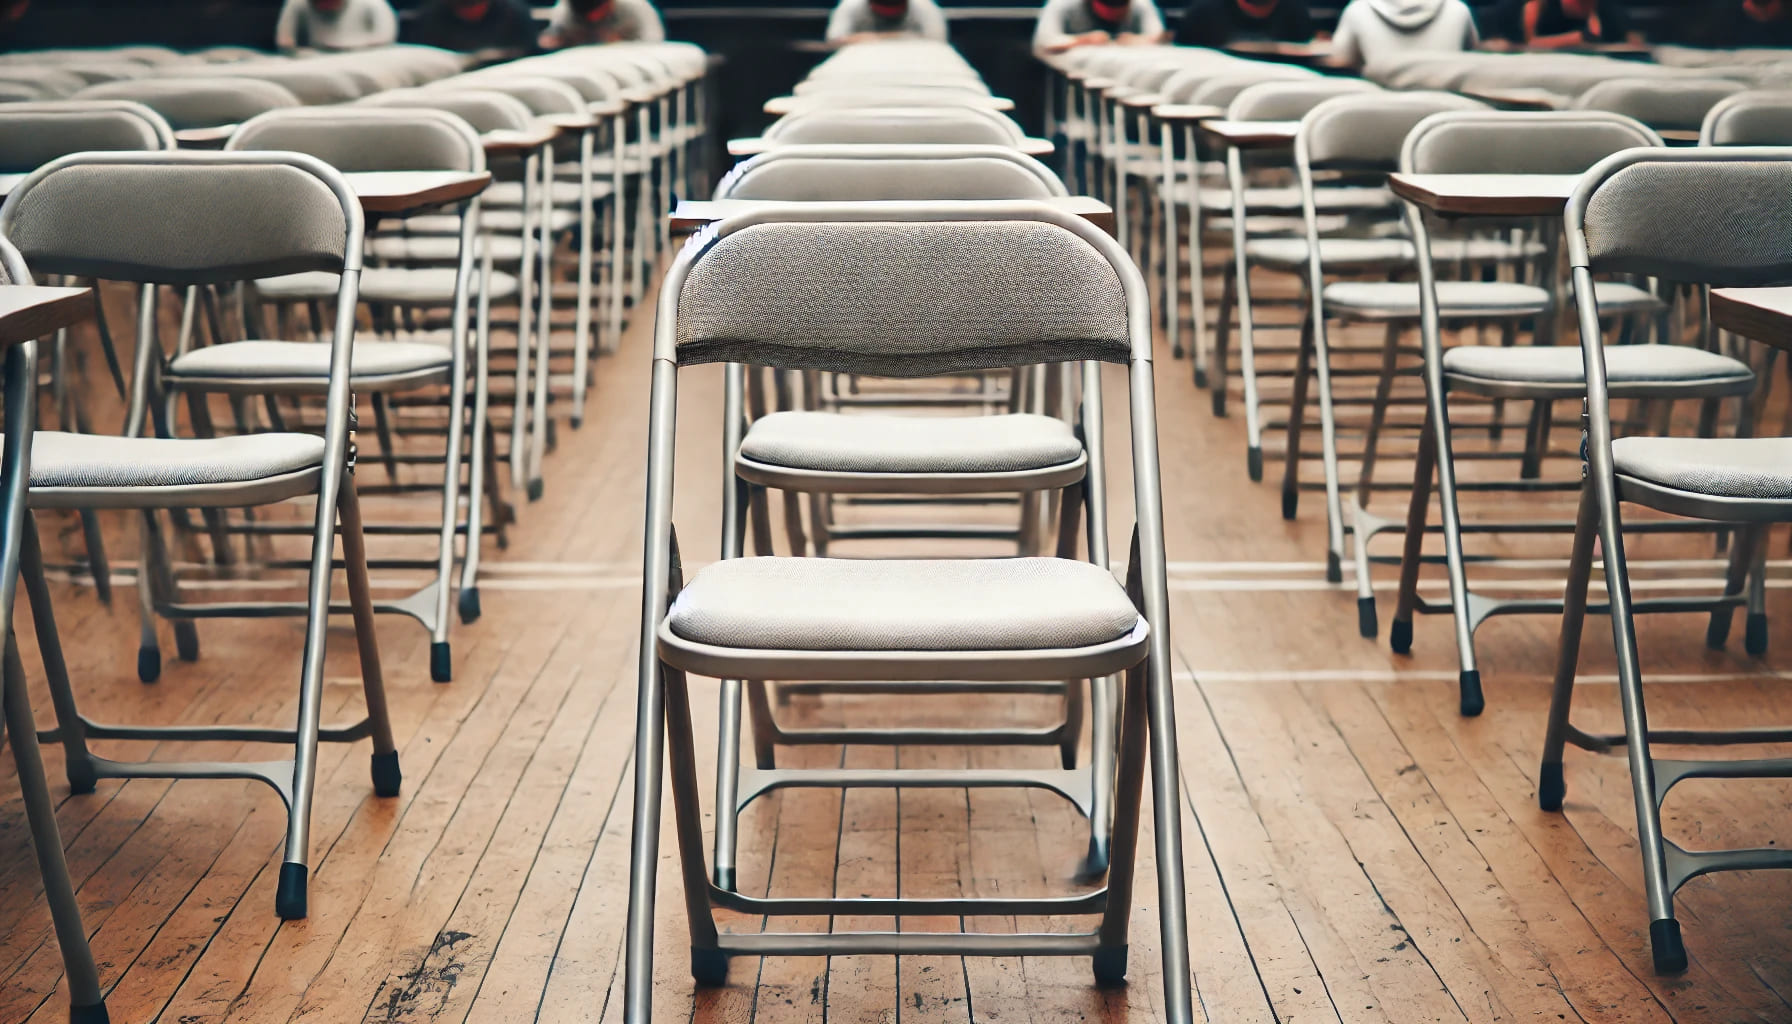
728, 136, 1052, 157
1118, 91, 1164, 108
174, 124, 237, 147
482, 126, 558, 155
1712, 287, 1792, 354
1459, 85, 1567, 111
1200, 120, 1299, 149
0, 285, 92, 347
1152, 103, 1225, 122
588, 98, 627, 117
543, 111, 598, 132
344, 171, 493, 215
1222, 40, 1334, 65
1388, 172, 1582, 218
669, 195, 1116, 236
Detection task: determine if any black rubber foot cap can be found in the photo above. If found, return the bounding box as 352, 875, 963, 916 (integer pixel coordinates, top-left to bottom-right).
276, 862, 308, 920
430, 642, 452, 684
1459, 669, 1485, 717
545, 418, 558, 451
527, 479, 544, 502
66, 762, 97, 795
1077, 838, 1111, 882
1538, 761, 1566, 812
1390, 618, 1413, 656
1247, 446, 1263, 482
69, 1001, 110, 1024
691, 947, 729, 987
713, 867, 735, 891
458, 587, 482, 625
1092, 946, 1128, 987
371, 751, 402, 798
1357, 596, 1378, 639
1281, 489, 1298, 520
1060, 742, 1078, 770
1746, 613, 1769, 656
1651, 919, 1688, 975
1326, 551, 1342, 585
1706, 612, 1733, 650
1194, 368, 1209, 389
137, 646, 161, 684
174, 621, 200, 662
571, 415, 583, 430
1211, 390, 1227, 418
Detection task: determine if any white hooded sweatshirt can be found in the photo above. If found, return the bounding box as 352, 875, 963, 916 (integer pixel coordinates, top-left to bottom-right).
1332, 0, 1478, 71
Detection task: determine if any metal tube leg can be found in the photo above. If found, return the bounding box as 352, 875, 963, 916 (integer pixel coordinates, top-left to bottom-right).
608, 116, 627, 354
1211, 263, 1234, 417
1186, 128, 1208, 384
21, 519, 98, 794
1389, 405, 1436, 657
1160, 123, 1180, 359
623, 651, 668, 1023
1281, 312, 1315, 521
712, 678, 742, 891
571, 127, 596, 428
3, 636, 109, 1024
134, 510, 168, 683
1539, 485, 1597, 812
1309, 313, 1347, 586
1092, 610, 1150, 985
662, 657, 726, 985
528, 146, 554, 500
1356, 322, 1403, 508
339, 481, 400, 800
510, 154, 538, 494
459, 249, 496, 621
1745, 533, 1768, 656
1705, 521, 1758, 649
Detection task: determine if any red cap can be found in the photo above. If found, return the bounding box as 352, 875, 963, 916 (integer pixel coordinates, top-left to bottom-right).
1088, 0, 1129, 22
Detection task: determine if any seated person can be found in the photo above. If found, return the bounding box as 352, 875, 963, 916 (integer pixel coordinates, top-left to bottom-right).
1034, 0, 1169, 54
1703, 0, 1792, 47
826, 0, 950, 46
540, 0, 666, 46
275, 0, 399, 52
1174, 0, 1313, 50
1486, 0, 1639, 49
1331, 0, 1478, 69
403, 0, 540, 57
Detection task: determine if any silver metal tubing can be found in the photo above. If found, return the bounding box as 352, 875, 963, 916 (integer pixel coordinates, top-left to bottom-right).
430, 199, 476, 656
712, 360, 748, 889
712, 889, 1106, 918
571, 124, 596, 424
1160, 120, 1179, 358
528, 141, 554, 497
508, 150, 538, 493
1228, 146, 1263, 460
735, 766, 1094, 816
458, 243, 497, 606
719, 931, 1100, 958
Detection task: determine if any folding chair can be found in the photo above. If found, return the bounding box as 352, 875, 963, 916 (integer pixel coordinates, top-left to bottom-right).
0, 235, 110, 1024
2, 150, 396, 919
1543, 146, 1792, 975
1573, 77, 1748, 139
1384, 111, 1752, 716
71, 76, 299, 143
222, 105, 488, 681
624, 201, 1191, 1023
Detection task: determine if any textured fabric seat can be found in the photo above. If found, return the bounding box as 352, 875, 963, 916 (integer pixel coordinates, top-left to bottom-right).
483, 179, 612, 207
664, 556, 1142, 652
366, 233, 528, 264
256, 267, 519, 304
739, 412, 1082, 475
1444, 343, 1752, 389
1612, 437, 1792, 501
1323, 280, 1550, 319
169, 340, 452, 385
22, 430, 324, 490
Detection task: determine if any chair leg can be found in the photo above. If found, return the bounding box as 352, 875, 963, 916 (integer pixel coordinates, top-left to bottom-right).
3, 635, 109, 1024
1210, 263, 1235, 416
1520, 399, 1551, 480
1540, 485, 1596, 812
712, 678, 743, 891
1356, 321, 1403, 509
133, 510, 166, 683
1310, 315, 1348, 585
21, 518, 99, 794
339, 482, 400, 798
1281, 312, 1315, 521
1705, 522, 1760, 650
1389, 404, 1437, 656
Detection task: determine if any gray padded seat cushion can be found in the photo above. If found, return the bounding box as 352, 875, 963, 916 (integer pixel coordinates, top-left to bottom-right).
169, 340, 451, 380
740, 412, 1082, 474
256, 268, 520, 304
1193, 185, 1393, 213
1244, 237, 1546, 269
366, 233, 528, 264
1612, 437, 1792, 500
1323, 280, 1550, 317
666, 556, 1141, 652
483, 179, 611, 206
1591, 281, 1665, 312
1443, 344, 1751, 387
24, 431, 323, 488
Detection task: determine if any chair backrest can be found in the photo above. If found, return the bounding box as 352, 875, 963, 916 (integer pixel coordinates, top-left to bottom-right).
1701, 90, 1792, 146
202, 65, 365, 105
1171, 66, 1310, 108
361, 87, 535, 134
73, 76, 300, 131
452, 74, 588, 118
0, 101, 176, 172
1568, 148, 1792, 287
1404, 110, 1661, 175
667, 203, 1136, 376
1299, 91, 1486, 172
765, 105, 1025, 147
228, 106, 483, 174
0, 150, 361, 286
1573, 77, 1747, 133
1227, 78, 1380, 123
715, 144, 1066, 201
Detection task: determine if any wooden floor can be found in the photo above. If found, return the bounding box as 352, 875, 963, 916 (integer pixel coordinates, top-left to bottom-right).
6, 261, 1792, 1024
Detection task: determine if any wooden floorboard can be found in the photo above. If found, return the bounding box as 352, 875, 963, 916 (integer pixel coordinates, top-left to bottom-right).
4, 256, 1792, 1024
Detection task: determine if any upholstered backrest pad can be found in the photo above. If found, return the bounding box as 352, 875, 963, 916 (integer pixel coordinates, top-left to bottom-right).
1409, 114, 1658, 175
676, 220, 1128, 375
0, 105, 171, 173
1304, 92, 1485, 171
1584, 157, 1792, 285
74, 77, 299, 130
1705, 92, 1792, 146
719, 155, 1063, 201
232, 109, 478, 173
